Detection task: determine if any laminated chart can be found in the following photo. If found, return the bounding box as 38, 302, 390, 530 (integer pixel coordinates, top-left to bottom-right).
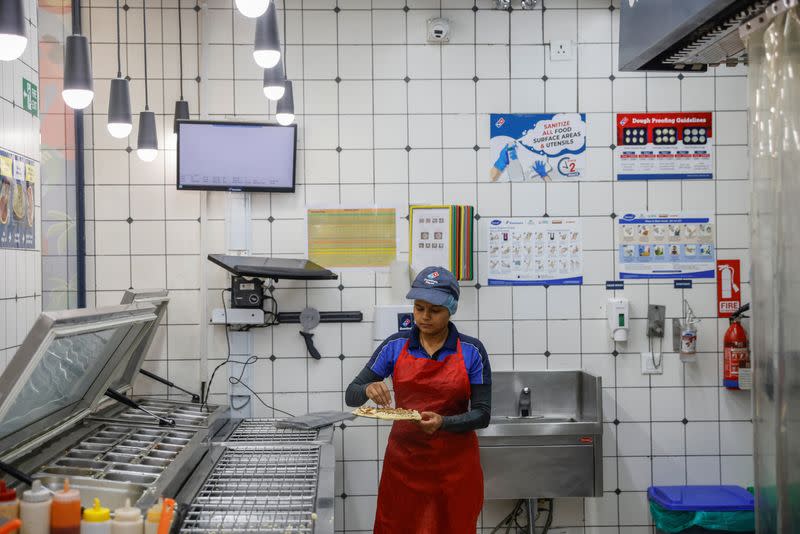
307, 207, 397, 268
409, 205, 474, 280
614, 112, 714, 180
0, 147, 36, 250
617, 212, 716, 279
487, 217, 583, 286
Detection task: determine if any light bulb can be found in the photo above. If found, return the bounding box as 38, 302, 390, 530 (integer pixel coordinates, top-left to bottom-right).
253, 49, 280, 69
276, 112, 294, 126
137, 148, 158, 162
107, 122, 133, 138
0, 0, 27, 61
236, 0, 270, 18
0, 34, 27, 61
62, 89, 94, 110
263, 84, 285, 101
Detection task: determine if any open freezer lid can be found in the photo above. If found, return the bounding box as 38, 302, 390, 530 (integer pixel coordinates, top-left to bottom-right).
0, 303, 159, 458
106, 289, 170, 394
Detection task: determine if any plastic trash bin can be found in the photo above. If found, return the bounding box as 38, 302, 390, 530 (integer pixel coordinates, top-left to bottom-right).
647, 485, 755, 534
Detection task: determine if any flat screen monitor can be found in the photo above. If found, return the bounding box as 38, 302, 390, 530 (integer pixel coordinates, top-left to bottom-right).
177, 120, 297, 193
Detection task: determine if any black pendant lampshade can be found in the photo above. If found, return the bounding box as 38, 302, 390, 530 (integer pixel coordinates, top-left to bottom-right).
262, 60, 285, 101
253, 4, 281, 69
63, 34, 94, 109
173, 99, 190, 135
0, 0, 27, 61
137, 110, 158, 162
107, 78, 132, 138
275, 80, 294, 126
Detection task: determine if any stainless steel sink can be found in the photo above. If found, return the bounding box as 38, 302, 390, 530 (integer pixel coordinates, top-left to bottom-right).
477, 370, 603, 500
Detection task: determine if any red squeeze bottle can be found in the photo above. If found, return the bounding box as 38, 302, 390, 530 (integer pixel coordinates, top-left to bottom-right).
50, 480, 81, 534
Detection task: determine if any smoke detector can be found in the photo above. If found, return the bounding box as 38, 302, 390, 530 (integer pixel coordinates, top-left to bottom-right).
427, 17, 450, 43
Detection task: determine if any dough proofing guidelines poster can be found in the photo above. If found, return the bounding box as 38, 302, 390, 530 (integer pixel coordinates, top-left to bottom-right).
0, 148, 36, 250
617, 213, 716, 279
489, 113, 587, 182
614, 112, 714, 180
487, 218, 583, 286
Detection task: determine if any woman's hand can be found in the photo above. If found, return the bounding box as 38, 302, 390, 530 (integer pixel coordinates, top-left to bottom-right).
365, 382, 392, 407
417, 412, 443, 434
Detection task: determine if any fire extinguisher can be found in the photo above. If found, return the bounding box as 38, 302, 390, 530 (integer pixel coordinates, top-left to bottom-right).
723, 303, 750, 390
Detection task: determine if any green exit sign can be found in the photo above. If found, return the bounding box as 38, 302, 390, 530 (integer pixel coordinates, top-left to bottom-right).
22, 78, 38, 117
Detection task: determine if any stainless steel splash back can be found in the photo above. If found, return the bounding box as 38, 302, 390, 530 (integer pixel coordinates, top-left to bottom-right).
747, 7, 800, 532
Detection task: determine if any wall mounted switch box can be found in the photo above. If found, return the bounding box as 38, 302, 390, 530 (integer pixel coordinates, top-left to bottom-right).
647, 304, 666, 338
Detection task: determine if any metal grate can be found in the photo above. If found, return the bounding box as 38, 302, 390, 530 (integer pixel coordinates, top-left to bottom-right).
227, 419, 319, 443
181, 445, 320, 533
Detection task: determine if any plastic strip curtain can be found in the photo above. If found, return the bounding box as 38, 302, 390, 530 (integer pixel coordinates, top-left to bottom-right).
747, 6, 800, 533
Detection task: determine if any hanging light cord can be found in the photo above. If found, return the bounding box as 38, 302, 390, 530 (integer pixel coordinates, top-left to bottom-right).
143, 0, 149, 110
115, 0, 122, 78
282, 0, 287, 76
177, 2, 184, 100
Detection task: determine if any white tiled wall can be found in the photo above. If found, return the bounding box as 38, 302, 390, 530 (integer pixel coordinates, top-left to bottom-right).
0, 0, 41, 373
79, 0, 753, 531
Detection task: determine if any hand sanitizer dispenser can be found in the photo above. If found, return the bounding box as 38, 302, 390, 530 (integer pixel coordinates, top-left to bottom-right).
607, 297, 629, 342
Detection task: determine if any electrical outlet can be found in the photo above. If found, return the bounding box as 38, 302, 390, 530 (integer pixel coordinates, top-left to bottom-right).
550, 40, 573, 61
642, 352, 664, 374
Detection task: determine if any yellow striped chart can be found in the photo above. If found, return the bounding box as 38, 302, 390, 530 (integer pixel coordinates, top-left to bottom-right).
307, 208, 397, 268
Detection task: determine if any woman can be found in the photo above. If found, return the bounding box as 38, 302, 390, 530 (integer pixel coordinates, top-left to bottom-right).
345, 266, 492, 534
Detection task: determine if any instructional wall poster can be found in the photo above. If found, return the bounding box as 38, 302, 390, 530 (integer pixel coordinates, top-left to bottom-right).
409, 205, 474, 281
307, 207, 397, 268
489, 113, 587, 182
618, 213, 716, 279
0, 148, 36, 249
614, 112, 714, 180
487, 218, 583, 286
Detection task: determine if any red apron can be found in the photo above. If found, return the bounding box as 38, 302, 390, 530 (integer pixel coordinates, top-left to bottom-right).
374, 339, 483, 534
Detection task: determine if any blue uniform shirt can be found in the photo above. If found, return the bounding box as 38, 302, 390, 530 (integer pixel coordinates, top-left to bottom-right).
367, 322, 491, 385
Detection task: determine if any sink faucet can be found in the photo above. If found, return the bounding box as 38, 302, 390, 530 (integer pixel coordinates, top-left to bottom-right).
519, 387, 531, 417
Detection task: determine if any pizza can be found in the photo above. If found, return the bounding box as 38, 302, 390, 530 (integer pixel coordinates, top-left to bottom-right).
0, 180, 9, 225
353, 406, 422, 421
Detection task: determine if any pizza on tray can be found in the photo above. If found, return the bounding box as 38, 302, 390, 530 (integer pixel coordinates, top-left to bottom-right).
353, 406, 422, 421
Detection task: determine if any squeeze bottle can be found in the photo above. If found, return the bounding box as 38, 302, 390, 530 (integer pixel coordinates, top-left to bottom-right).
0, 482, 19, 533
111, 499, 143, 534
80, 498, 111, 534
143, 501, 162, 534
50, 480, 81, 534
19, 480, 51, 534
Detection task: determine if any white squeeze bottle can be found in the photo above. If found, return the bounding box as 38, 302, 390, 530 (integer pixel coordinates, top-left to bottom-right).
111, 499, 143, 534
80, 498, 111, 534
19, 480, 51, 534
143, 500, 162, 534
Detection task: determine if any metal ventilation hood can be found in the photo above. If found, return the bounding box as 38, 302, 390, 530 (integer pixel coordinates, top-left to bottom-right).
618, 0, 770, 72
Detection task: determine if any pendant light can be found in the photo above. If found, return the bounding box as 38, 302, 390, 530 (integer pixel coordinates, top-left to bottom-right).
107, 0, 132, 138
63, 33, 94, 109
262, 59, 285, 101
0, 0, 27, 61
253, 3, 280, 68
137, 0, 157, 162
273, 1, 293, 125
275, 81, 294, 125
172, 2, 189, 137
235, 0, 269, 18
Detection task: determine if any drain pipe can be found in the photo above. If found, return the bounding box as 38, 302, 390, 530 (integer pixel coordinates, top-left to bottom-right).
72, 0, 87, 308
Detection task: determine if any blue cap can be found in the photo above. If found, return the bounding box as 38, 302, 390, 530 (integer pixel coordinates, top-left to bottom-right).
406, 266, 460, 314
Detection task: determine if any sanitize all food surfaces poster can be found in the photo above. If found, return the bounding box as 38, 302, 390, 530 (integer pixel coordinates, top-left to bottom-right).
490, 113, 586, 182
617, 213, 716, 279
0, 148, 36, 249
488, 218, 583, 286
614, 112, 714, 180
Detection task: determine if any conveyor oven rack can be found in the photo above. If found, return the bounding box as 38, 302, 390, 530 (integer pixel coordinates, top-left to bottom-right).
180, 445, 324, 533
227, 418, 319, 443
